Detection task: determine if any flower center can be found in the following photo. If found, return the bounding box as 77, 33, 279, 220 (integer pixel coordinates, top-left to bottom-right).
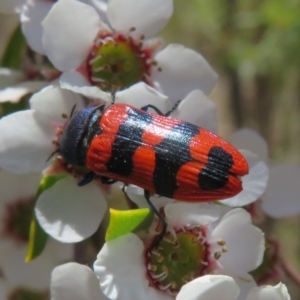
8, 288, 49, 300
146, 227, 210, 296
87, 34, 152, 91
0, 198, 35, 244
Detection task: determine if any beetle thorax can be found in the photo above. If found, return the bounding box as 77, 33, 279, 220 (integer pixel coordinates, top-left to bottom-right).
59, 106, 104, 166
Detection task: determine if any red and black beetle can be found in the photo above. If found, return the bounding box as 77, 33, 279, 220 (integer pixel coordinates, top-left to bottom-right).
59, 102, 248, 199
59, 101, 248, 243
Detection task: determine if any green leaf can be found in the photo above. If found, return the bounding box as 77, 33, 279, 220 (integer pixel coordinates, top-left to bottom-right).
0, 96, 29, 117
1, 25, 26, 69
25, 216, 48, 262
26, 174, 68, 261
106, 208, 154, 241
36, 173, 68, 197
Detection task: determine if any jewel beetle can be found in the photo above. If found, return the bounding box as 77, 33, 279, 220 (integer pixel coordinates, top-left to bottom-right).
58, 101, 249, 244
59, 102, 248, 200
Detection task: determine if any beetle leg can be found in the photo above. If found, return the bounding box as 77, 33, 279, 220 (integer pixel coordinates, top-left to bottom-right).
144, 190, 167, 250
141, 100, 182, 117
100, 176, 117, 185
141, 104, 164, 115
121, 183, 128, 193
78, 171, 95, 186
165, 99, 182, 116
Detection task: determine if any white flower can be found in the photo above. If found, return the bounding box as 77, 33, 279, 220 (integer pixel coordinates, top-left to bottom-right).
0, 85, 107, 242
21, 0, 56, 53
50, 263, 292, 300
52, 265, 240, 300
1, 82, 194, 242
0, 67, 47, 104
176, 275, 240, 300
51, 262, 108, 300
177, 277, 291, 300
42, 0, 217, 102
0, 0, 108, 54
35, 176, 108, 243
168, 204, 265, 275
0, 168, 73, 294
246, 282, 291, 300
0, 0, 55, 53
230, 128, 300, 218
93, 204, 264, 299
0, 84, 85, 173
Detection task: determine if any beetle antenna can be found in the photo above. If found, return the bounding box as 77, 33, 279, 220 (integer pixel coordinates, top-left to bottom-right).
46, 149, 59, 162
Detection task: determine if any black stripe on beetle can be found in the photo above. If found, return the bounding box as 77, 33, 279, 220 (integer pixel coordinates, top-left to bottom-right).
153, 122, 199, 198
199, 146, 234, 190
106, 108, 153, 176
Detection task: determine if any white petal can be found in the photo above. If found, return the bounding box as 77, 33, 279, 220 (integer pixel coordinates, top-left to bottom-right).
153, 44, 218, 101
35, 177, 107, 243
215, 271, 256, 300
0, 68, 23, 88
108, 0, 173, 39
42, 0, 100, 71
0, 169, 40, 205
60, 71, 111, 101
262, 164, 300, 218
246, 283, 291, 300
80, 0, 109, 25
116, 82, 171, 113
0, 110, 55, 173
176, 275, 240, 300
94, 233, 171, 300
221, 150, 269, 207
0, 81, 46, 103
0, 239, 67, 289
230, 128, 268, 162
30, 84, 85, 122
171, 90, 218, 133
0, 0, 24, 14
51, 263, 107, 300
21, 0, 54, 54
165, 202, 220, 228
211, 208, 265, 273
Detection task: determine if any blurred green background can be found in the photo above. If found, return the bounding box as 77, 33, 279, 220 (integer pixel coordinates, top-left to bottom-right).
0, 0, 300, 298
161, 0, 300, 298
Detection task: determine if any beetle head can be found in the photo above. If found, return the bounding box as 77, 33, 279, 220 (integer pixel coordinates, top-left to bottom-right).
59, 106, 104, 166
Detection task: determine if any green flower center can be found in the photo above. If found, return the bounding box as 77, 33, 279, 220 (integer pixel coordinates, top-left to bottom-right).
8, 288, 49, 300
146, 227, 209, 296
88, 35, 152, 92
1, 198, 35, 243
